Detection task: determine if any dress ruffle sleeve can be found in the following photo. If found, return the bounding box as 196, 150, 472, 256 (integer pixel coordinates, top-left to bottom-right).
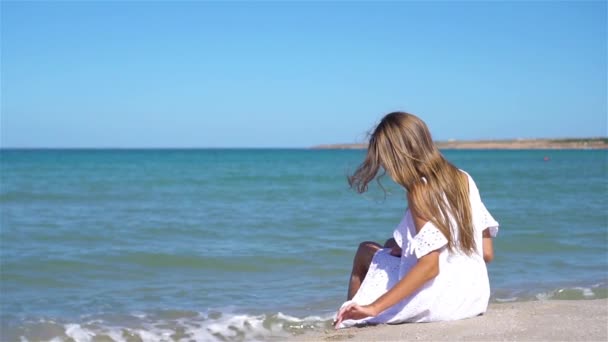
412, 222, 448, 259
479, 202, 499, 237
464, 170, 499, 238
392, 214, 408, 248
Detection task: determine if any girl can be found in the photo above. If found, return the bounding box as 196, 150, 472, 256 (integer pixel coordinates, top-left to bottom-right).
334, 112, 499, 328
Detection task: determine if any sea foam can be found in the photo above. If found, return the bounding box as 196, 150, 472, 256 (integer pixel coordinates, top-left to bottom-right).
12, 310, 333, 342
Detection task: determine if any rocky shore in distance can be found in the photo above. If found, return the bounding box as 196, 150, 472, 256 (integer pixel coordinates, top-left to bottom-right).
311, 138, 608, 150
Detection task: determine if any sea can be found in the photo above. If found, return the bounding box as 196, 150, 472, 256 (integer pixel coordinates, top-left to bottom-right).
1, 149, 606, 342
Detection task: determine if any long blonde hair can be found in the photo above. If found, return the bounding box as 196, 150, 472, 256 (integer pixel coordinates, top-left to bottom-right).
349, 112, 475, 254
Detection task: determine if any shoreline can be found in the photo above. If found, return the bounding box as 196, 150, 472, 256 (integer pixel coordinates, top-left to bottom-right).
312, 138, 608, 150
289, 299, 608, 341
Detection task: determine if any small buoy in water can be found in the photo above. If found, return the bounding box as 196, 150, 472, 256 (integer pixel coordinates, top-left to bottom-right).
543, 156, 550, 161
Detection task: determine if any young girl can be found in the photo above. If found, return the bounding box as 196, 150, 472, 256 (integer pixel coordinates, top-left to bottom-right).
334, 112, 499, 328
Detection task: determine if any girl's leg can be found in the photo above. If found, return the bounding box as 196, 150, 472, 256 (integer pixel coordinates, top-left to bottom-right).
383, 238, 397, 248
347, 241, 382, 300
384, 237, 402, 257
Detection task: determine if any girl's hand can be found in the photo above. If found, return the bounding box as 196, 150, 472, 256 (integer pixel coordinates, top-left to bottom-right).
333, 303, 377, 329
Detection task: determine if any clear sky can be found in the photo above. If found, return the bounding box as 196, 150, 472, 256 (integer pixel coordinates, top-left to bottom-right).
1, 1, 606, 148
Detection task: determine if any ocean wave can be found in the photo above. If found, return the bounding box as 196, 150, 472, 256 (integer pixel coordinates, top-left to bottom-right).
5, 284, 608, 342
535, 285, 605, 301
7, 310, 333, 342
493, 283, 607, 303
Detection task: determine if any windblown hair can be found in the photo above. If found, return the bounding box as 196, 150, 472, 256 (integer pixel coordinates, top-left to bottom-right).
348, 112, 475, 254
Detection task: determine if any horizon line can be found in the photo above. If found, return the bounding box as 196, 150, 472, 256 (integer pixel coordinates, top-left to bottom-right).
2, 136, 606, 150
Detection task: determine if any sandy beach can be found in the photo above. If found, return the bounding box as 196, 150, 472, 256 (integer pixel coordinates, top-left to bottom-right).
290, 299, 608, 341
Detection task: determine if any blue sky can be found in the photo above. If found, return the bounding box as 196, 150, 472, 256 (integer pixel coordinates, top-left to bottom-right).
1, 1, 606, 148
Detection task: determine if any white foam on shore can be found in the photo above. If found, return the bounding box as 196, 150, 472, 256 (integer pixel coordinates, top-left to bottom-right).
536, 285, 600, 300
11, 284, 606, 342
495, 297, 518, 303
65, 324, 95, 342
15, 311, 333, 342
575, 287, 595, 297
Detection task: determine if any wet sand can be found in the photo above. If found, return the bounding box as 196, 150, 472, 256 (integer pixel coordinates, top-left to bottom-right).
291, 299, 608, 341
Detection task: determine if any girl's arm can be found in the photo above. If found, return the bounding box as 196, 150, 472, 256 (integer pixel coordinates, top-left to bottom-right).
335, 203, 441, 326
366, 207, 440, 315
482, 228, 494, 263
367, 249, 440, 315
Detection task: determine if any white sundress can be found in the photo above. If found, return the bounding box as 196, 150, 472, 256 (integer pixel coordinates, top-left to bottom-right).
336, 171, 499, 328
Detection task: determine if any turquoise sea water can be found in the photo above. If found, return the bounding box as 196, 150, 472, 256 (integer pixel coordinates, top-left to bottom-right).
1, 149, 607, 341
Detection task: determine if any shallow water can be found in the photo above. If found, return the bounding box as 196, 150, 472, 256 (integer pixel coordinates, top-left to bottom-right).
1, 149, 606, 341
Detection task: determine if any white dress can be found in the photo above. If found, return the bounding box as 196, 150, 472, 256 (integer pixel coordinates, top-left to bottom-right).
336, 171, 499, 328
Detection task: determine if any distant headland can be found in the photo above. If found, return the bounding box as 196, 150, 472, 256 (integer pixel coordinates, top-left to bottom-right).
311, 138, 608, 150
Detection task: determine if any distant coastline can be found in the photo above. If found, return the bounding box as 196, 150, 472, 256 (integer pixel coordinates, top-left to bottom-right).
312, 137, 608, 150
